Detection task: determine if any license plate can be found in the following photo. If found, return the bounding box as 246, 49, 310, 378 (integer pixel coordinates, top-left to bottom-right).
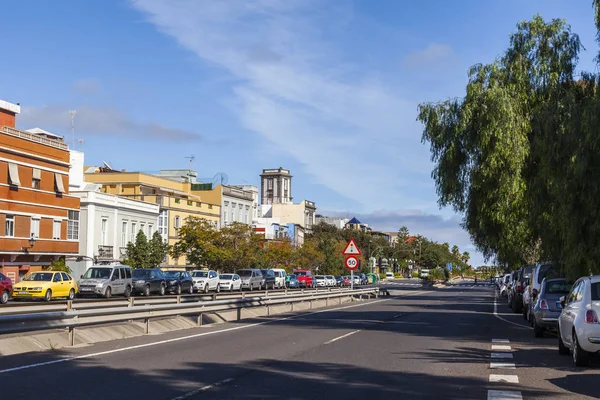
556, 302, 562, 309
18, 291, 29, 295
80, 288, 92, 291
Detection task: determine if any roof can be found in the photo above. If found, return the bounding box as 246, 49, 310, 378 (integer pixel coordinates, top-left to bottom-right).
347, 217, 362, 225
26, 127, 63, 139
0, 99, 20, 114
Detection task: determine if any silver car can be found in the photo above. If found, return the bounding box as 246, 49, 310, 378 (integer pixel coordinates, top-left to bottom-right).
78, 265, 132, 298
532, 278, 570, 337
237, 269, 263, 291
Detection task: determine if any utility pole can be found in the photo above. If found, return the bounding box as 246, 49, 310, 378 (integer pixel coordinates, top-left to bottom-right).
69, 110, 76, 149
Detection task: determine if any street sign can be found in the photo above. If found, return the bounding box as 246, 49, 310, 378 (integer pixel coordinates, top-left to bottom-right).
342, 238, 361, 255
345, 255, 359, 270
446, 263, 452, 271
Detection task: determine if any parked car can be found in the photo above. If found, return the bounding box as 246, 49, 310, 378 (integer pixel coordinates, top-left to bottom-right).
419, 269, 430, 279
509, 264, 534, 313
385, 272, 394, 280
506, 270, 518, 307
287, 274, 299, 288
12, 271, 78, 301
218, 274, 242, 292
260, 269, 277, 290
78, 265, 132, 298
0, 272, 13, 304
191, 270, 219, 293
132, 268, 167, 296
314, 275, 327, 287
532, 278, 570, 337
164, 270, 194, 295
335, 276, 346, 287
352, 275, 361, 286
271, 268, 287, 289
525, 262, 563, 323
500, 274, 511, 297
237, 269, 263, 291
325, 275, 336, 287
294, 270, 314, 288
558, 275, 600, 366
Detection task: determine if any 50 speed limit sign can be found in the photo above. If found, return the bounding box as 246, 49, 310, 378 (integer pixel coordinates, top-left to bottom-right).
345, 255, 359, 271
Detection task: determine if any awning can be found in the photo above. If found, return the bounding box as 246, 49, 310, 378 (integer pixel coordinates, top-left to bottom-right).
55, 172, 65, 193
8, 163, 20, 186
32, 168, 41, 180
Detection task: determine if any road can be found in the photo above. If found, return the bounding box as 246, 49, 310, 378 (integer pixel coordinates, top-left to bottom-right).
0, 280, 597, 399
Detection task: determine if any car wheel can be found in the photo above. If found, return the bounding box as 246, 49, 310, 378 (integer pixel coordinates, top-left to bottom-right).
558, 332, 570, 355
533, 318, 544, 338
204, 284, 209, 294
216, 285, 221, 293
188, 284, 193, 294
44, 289, 52, 302
124, 286, 132, 298
159, 285, 166, 296
176, 284, 182, 295
522, 305, 528, 321
104, 287, 112, 299
250, 284, 254, 291
68, 289, 75, 301
1, 290, 9, 304
573, 332, 590, 367
229, 285, 233, 292
144, 285, 151, 297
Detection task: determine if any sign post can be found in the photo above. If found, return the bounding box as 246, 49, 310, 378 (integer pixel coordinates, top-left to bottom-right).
343, 238, 362, 290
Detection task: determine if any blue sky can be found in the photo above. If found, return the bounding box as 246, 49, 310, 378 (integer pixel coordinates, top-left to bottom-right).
2, 1, 597, 266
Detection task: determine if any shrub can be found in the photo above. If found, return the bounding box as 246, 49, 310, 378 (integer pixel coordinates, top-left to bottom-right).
380, 273, 387, 280
394, 273, 402, 278
412, 271, 419, 278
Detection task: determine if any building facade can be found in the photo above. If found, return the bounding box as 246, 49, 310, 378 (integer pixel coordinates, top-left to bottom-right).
315, 215, 350, 229
84, 170, 220, 268
67, 189, 159, 277
0, 100, 80, 283
260, 168, 292, 205
221, 185, 255, 227
260, 200, 317, 232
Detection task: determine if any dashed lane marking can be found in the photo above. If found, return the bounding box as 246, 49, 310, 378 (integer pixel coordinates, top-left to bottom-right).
487, 390, 523, 400
169, 378, 234, 400
324, 330, 361, 345
491, 353, 513, 359
489, 375, 519, 384
489, 362, 516, 369
491, 345, 512, 351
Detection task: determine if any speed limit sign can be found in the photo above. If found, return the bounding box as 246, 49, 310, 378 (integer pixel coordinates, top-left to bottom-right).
345, 255, 359, 271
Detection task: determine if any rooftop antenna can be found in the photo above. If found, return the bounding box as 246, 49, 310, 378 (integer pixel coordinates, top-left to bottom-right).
69, 110, 76, 149
184, 155, 195, 182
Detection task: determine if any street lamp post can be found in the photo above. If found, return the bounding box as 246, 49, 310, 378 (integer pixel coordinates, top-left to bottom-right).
22, 237, 36, 253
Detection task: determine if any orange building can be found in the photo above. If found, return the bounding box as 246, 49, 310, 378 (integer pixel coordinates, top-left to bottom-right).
0, 99, 80, 283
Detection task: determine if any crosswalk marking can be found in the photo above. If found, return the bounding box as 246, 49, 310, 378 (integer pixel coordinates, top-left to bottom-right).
489, 362, 516, 369
491, 345, 511, 351
489, 375, 519, 383
491, 352, 513, 359
492, 339, 510, 343
487, 390, 523, 400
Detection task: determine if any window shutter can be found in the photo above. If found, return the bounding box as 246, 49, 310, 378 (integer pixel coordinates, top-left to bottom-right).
32, 168, 41, 180
8, 163, 21, 186
54, 173, 65, 193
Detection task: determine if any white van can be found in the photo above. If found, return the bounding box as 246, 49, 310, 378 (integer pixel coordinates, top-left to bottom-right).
271, 268, 287, 289
385, 272, 394, 280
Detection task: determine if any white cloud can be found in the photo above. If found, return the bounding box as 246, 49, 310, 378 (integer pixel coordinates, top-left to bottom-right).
129, 0, 432, 211
403, 43, 453, 69
18, 104, 202, 141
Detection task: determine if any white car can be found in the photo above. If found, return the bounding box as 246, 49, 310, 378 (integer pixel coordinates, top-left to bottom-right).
314, 275, 327, 287
272, 269, 287, 289
352, 275, 361, 286
325, 275, 336, 287
558, 275, 600, 367
191, 270, 220, 293
218, 274, 242, 292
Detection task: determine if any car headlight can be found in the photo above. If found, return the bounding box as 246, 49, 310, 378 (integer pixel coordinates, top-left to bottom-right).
31, 287, 42, 291
96, 283, 104, 288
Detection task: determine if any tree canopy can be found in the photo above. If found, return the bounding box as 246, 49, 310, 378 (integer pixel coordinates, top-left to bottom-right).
419, 6, 600, 280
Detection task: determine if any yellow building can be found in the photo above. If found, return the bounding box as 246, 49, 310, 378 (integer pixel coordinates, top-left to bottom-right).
84, 169, 221, 268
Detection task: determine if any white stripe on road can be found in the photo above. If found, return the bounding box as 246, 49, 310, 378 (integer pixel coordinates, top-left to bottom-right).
324, 330, 361, 344
0, 296, 404, 375
489, 374, 519, 383
491, 353, 513, 359
491, 345, 512, 351
493, 292, 531, 330
492, 339, 510, 343
487, 390, 522, 400
490, 362, 516, 369
169, 378, 234, 400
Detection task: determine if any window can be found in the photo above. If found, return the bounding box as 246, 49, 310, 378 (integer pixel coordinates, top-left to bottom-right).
232, 203, 236, 222
267, 179, 273, 189
187, 200, 193, 206
30, 217, 40, 238
54, 173, 65, 193
5, 215, 14, 237
61, 272, 70, 281
223, 208, 228, 224
32, 168, 41, 189
121, 221, 128, 247
52, 220, 61, 240
8, 163, 20, 187
208, 204, 213, 209
140, 223, 145, 236
174, 216, 181, 230
67, 211, 79, 240
101, 218, 108, 245
148, 224, 153, 236
196, 202, 201, 207
158, 210, 168, 235
175, 198, 180, 204
131, 223, 137, 242
53, 273, 62, 282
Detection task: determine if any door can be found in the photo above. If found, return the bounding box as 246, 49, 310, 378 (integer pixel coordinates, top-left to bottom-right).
0, 273, 10, 292
52, 273, 65, 297
61, 273, 73, 295
110, 268, 123, 294
560, 281, 582, 346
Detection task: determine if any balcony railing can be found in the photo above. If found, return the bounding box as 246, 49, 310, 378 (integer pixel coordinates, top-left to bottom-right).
97, 245, 114, 259
223, 186, 254, 201
2, 126, 69, 150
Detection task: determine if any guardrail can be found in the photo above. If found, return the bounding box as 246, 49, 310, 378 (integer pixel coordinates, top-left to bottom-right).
0, 288, 380, 346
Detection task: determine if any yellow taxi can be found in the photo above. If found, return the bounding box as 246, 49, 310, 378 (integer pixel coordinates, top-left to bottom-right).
12, 271, 78, 301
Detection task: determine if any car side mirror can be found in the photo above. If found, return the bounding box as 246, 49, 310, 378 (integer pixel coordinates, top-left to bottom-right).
80, 274, 83, 279
112, 275, 118, 281
559, 296, 566, 308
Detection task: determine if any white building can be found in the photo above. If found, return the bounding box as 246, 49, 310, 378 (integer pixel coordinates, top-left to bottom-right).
260, 200, 317, 232
221, 185, 257, 227
315, 216, 350, 229
260, 168, 292, 205
67, 188, 160, 278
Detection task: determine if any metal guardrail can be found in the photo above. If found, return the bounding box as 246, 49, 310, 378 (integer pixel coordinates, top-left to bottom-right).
0, 288, 380, 346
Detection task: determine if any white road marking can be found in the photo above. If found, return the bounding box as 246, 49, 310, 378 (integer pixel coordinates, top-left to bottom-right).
324, 330, 361, 344
493, 292, 531, 330
491, 345, 512, 351
490, 362, 516, 369
487, 390, 523, 400
0, 290, 432, 375
491, 352, 513, 359
489, 374, 519, 383
169, 378, 234, 400
492, 339, 510, 343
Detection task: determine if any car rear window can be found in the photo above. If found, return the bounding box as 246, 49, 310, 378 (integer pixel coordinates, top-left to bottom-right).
592, 283, 600, 301
538, 264, 561, 284
546, 281, 571, 294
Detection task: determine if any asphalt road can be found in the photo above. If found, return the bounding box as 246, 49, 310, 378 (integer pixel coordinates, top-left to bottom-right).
0, 280, 597, 400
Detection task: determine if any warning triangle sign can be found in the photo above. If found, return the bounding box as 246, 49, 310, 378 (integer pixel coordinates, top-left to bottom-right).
342, 238, 362, 255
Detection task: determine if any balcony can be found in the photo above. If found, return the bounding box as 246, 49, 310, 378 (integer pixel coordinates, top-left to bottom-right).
2, 126, 69, 150
120, 247, 128, 258
97, 245, 114, 260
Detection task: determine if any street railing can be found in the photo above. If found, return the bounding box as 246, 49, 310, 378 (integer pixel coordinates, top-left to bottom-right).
0, 287, 380, 345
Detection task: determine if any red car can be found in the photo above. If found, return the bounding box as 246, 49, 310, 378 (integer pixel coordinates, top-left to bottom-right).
293, 270, 315, 288
0, 272, 13, 304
